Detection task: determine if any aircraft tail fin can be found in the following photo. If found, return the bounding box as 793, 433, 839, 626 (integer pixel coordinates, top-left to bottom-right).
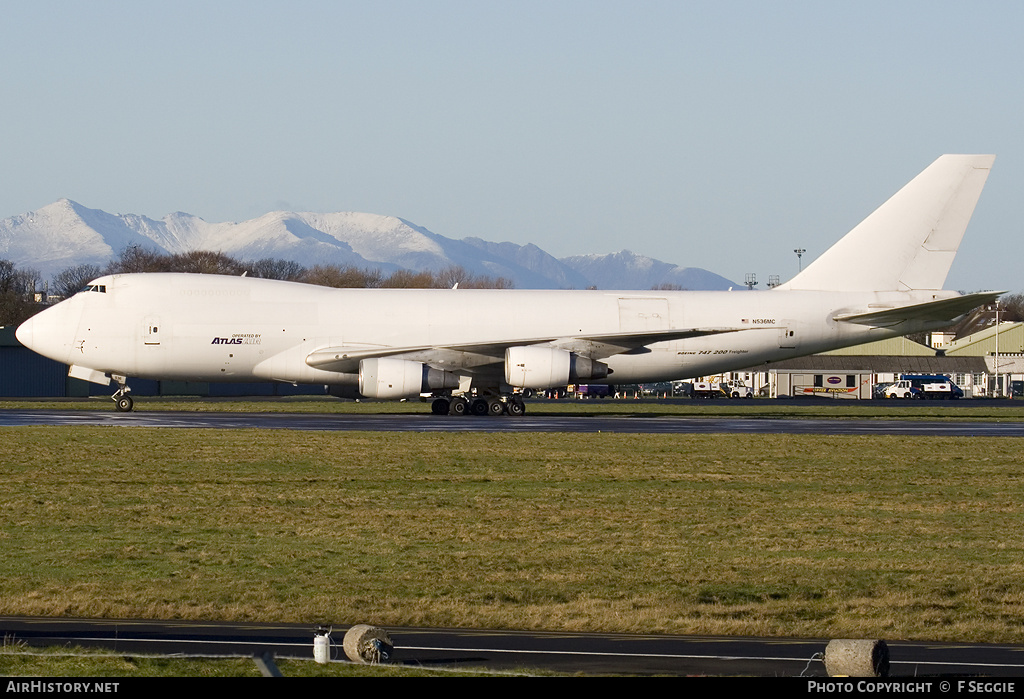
777, 155, 994, 292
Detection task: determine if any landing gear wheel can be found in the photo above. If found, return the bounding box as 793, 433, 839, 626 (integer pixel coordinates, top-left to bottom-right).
115, 395, 134, 412
471, 398, 490, 416
487, 398, 505, 416
507, 397, 526, 416
431, 397, 450, 415
449, 397, 468, 416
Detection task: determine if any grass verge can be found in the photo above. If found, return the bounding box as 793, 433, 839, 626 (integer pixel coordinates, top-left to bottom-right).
0, 648, 501, 677
2, 427, 1023, 642
2, 395, 1024, 420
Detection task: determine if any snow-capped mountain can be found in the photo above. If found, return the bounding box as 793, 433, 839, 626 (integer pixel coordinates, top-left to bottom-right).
561, 250, 737, 290
0, 199, 737, 290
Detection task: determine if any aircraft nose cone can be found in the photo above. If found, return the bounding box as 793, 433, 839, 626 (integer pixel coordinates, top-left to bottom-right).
14, 303, 74, 364
15, 315, 34, 349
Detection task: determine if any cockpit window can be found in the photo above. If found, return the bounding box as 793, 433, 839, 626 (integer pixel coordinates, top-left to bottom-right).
78, 284, 107, 294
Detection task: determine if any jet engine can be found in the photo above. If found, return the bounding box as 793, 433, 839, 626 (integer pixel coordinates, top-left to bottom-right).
325, 373, 361, 399
504, 346, 609, 388
358, 357, 460, 399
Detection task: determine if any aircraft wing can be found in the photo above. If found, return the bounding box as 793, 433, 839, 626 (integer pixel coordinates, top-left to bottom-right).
305, 326, 752, 373
833, 290, 1003, 327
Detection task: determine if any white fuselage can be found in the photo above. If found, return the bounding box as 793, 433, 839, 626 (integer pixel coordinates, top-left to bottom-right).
16, 273, 957, 390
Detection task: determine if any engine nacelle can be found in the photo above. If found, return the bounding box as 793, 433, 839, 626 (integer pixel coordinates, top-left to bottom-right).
358, 358, 460, 399
504, 346, 609, 388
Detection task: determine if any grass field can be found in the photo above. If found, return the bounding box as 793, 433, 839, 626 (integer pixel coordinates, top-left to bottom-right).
3, 425, 1024, 644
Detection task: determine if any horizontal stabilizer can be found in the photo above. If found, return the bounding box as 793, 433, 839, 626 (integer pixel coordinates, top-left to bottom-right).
834, 291, 1003, 327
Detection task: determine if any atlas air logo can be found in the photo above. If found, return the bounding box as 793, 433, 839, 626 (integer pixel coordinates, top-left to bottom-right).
211, 333, 262, 345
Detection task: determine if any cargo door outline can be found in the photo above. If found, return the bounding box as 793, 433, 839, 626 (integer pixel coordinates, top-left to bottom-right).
618, 298, 670, 332
778, 321, 799, 350
144, 317, 161, 346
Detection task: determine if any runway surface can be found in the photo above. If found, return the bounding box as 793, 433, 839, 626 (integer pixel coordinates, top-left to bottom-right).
5, 616, 1024, 676
1, 408, 1023, 435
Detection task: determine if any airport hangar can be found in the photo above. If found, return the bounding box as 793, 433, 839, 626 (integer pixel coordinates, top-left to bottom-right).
702, 325, 1024, 400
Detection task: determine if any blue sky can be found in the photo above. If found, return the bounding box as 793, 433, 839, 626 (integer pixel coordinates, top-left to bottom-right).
2, 1, 1021, 290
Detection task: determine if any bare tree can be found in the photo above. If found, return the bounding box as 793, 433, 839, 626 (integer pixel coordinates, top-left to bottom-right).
166, 251, 247, 275
302, 265, 384, 288
999, 292, 1024, 322
380, 269, 440, 288
247, 258, 307, 281
0, 259, 43, 326
434, 265, 515, 289
0, 260, 39, 295
436, 265, 473, 289
51, 264, 102, 298
105, 245, 168, 273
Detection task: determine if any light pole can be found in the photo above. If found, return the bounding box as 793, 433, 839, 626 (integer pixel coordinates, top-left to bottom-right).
794, 248, 806, 272
995, 303, 1002, 397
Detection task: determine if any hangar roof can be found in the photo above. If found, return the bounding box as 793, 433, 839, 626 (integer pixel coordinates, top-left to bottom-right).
767, 355, 988, 373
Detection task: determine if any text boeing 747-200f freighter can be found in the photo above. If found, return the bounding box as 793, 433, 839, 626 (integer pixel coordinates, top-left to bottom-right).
16, 155, 1002, 415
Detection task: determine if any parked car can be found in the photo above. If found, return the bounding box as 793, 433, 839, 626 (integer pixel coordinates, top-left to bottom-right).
882, 374, 963, 400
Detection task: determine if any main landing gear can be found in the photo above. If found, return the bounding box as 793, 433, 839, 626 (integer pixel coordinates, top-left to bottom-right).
112, 377, 133, 412
430, 394, 526, 417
